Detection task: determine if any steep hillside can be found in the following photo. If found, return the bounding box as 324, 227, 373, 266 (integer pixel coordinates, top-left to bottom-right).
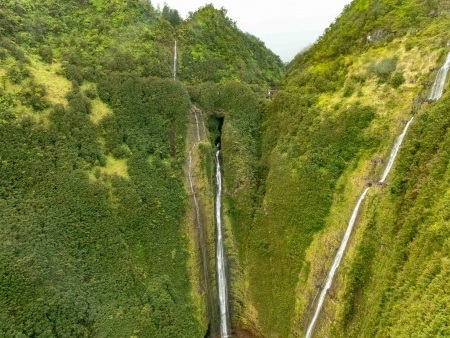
3, 0, 450, 337
230, 0, 450, 336
179, 5, 283, 84
331, 90, 450, 338
0, 1, 282, 337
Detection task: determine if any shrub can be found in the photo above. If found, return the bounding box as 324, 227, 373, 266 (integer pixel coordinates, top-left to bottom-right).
38, 45, 53, 63
112, 144, 132, 159
19, 80, 49, 111
390, 71, 405, 88
83, 86, 97, 99
7, 63, 30, 84
65, 64, 83, 85
67, 90, 92, 114
0, 48, 7, 60
343, 84, 355, 97
82, 66, 96, 82
369, 57, 398, 81
0, 38, 28, 63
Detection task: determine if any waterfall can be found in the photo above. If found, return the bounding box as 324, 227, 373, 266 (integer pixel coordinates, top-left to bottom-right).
200, 110, 207, 137
428, 52, 450, 101
305, 117, 413, 336
215, 149, 231, 338
305, 187, 370, 338
194, 112, 201, 142
304, 51, 450, 337
379, 117, 414, 184
173, 39, 177, 80
305, 115, 413, 336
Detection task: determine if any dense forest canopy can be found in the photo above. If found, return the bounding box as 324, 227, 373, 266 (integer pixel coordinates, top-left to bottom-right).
0, 0, 282, 336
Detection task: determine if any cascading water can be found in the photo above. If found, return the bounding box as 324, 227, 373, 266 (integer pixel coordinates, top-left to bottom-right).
428, 52, 450, 101
305, 118, 413, 336
194, 111, 201, 142
173, 39, 177, 80
305, 51, 450, 337
200, 110, 207, 137
215, 148, 231, 338
379, 117, 414, 184
305, 187, 370, 338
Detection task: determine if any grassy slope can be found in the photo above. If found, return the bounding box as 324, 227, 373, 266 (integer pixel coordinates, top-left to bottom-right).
327, 82, 450, 338
236, 0, 450, 336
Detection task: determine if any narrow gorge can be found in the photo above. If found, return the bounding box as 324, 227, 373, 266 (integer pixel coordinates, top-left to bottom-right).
2, 1, 450, 337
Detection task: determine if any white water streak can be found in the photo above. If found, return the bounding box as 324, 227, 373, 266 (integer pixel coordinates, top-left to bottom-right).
173, 39, 177, 80
428, 52, 450, 101
188, 150, 201, 229
306, 187, 370, 338
379, 117, 414, 184
215, 150, 230, 338
194, 113, 201, 142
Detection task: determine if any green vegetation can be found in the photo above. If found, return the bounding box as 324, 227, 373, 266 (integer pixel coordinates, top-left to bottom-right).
0, 84, 200, 336
233, 0, 450, 336
333, 92, 450, 338
179, 5, 283, 84
3, 0, 450, 337
189, 81, 265, 331
0, 1, 282, 337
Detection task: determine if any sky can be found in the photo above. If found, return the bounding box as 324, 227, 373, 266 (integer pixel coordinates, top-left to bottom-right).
155, 0, 353, 62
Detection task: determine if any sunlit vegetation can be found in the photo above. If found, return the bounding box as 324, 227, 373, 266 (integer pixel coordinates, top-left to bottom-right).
335, 92, 450, 338
179, 5, 283, 84
2, 0, 450, 337
235, 0, 450, 336
0, 0, 283, 336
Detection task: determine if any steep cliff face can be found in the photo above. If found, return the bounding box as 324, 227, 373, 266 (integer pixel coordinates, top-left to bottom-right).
235, 0, 450, 336
0, 1, 281, 337
2, 0, 450, 337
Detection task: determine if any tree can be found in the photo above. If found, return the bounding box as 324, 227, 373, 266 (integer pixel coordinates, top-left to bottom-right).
162, 4, 181, 27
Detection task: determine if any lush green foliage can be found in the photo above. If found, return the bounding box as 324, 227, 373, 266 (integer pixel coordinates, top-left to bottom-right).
189, 81, 265, 328
4, 0, 450, 337
249, 97, 376, 335
233, 0, 450, 336
179, 5, 284, 84
290, 0, 440, 65
0, 85, 200, 336
338, 93, 450, 337
0, 0, 284, 336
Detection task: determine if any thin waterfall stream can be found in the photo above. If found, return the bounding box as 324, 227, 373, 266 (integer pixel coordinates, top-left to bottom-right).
428, 52, 450, 101
305, 119, 412, 337
215, 148, 231, 338
379, 117, 414, 184
305, 187, 370, 338
173, 39, 177, 80
305, 51, 450, 337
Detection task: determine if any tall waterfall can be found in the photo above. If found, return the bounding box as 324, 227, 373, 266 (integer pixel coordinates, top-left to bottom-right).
173, 39, 177, 80
428, 52, 450, 101
379, 117, 414, 184
305, 187, 370, 338
305, 118, 413, 336
215, 149, 231, 338
304, 50, 450, 337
